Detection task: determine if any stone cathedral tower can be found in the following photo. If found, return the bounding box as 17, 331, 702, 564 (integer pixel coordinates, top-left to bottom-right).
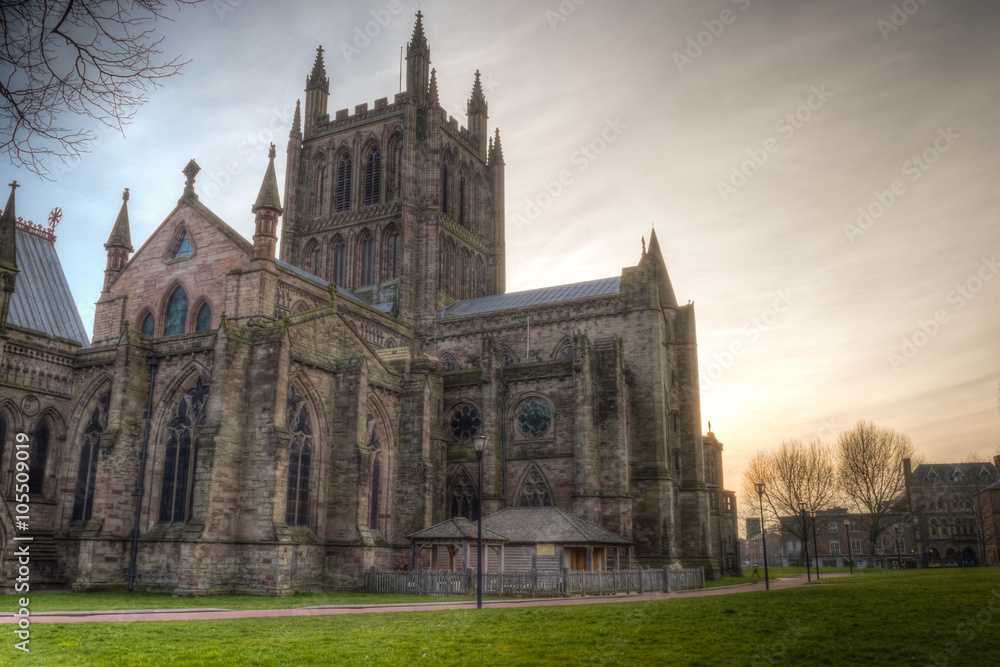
281, 11, 506, 326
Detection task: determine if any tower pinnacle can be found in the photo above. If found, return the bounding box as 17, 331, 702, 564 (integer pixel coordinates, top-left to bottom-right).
252, 144, 283, 261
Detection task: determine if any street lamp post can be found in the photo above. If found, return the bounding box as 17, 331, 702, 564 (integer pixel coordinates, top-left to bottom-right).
809, 510, 820, 580
799, 502, 811, 582
755, 483, 770, 591
843, 519, 854, 575
472, 435, 488, 610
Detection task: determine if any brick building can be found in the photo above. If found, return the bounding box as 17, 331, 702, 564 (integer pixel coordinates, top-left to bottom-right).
777, 508, 917, 570
978, 478, 1000, 567
0, 13, 738, 595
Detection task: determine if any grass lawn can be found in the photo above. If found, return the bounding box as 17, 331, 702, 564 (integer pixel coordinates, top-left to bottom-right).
9, 591, 481, 613
3, 568, 999, 665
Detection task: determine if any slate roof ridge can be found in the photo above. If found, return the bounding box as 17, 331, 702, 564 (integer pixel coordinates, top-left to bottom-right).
441, 276, 621, 318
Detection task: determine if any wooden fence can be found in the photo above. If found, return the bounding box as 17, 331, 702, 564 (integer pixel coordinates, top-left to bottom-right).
365, 566, 704, 597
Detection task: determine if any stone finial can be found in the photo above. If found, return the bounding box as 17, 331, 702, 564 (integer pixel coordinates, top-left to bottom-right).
123, 187, 130, 202
181, 159, 201, 202
290, 99, 302, 138
429, 69, 439, 105
641, 236, 646, 256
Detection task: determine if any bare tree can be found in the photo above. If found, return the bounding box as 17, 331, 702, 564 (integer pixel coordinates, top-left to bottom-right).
1, 0, 202, 176
836, 420, 916, 558
741, 439, 838, 563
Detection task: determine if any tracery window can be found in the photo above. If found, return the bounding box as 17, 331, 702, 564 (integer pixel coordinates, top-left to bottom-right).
519, 469, 552, 507
164, 286, 188, 337
304, 241, 322, 278
195, 303, 212, 332
285, 388, 313, 527
450, 471, 479, 520
384, 229, 399, 280
441, 355, 458, 372
364, 148, 381, 206
313, 163, 327, 216
28, 420, 49, 495
558, 344, 575, 362
441, 164, 450, 214
72, 392, 111, 521
360, 235, 375, 286
458, 176, 468, 227
366, 413, 382, 531
516, 399, 552, 439
158, 379, 209, 523
140, 313, 155, 338
332, 240, 347, 287
449, 404, 481, 443
335, 156, 352, 212
502, 347, 517, 367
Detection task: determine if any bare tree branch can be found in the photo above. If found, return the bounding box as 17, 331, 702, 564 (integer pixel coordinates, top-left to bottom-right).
1, 0, 202, 177
836, 420, 915, 555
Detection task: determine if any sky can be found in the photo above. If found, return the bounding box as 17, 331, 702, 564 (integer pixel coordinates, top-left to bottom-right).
4, 0, 1000, 494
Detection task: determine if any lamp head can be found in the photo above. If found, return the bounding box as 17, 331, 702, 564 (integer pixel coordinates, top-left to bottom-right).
844, 519, 850, 527
809, 510, 816, 518
755, 482, 765, 496
472, 434, 488, 453
798, 501, 806, 511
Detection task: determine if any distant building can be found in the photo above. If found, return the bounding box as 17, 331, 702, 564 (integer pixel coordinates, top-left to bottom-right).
778, 508, 916, 570
905, 457, 1000, 567
974, 463, 1000, 567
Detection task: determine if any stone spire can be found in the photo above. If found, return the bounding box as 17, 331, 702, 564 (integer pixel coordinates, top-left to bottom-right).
490, 128, 505, 166
406, 11, 431, 106
0, 181, 20, 334
290, 99, 302, 139
468, 70, 489, 157
304, 46, 329, 137
103, 188, 133, 293
252, 144, 283, 260
428, 68, 439, 106
640, 228, 678, 309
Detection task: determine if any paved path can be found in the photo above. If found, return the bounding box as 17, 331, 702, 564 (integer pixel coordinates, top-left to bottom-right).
7, 573, 851, 624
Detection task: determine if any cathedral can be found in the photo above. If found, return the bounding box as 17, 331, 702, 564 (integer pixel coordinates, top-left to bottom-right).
0, 13, 738, 595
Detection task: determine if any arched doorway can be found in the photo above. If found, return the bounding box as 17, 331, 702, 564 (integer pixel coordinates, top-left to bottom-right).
944, 548, 958, 566
961, 547, 978, 567
927, 548, 941, 566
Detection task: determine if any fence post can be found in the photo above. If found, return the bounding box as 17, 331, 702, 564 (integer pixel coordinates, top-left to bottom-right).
563, 567, 571, 597
700, 567, 705, 589
663, 565, 671, 593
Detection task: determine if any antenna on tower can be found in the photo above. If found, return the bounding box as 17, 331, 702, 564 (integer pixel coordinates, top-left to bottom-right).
399, 46, 403, 93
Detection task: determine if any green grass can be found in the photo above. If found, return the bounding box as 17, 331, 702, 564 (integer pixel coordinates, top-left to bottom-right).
4, 591, 481, 613
3, 568, 999, 665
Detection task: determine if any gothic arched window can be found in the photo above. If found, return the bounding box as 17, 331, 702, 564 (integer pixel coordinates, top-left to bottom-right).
384, 228, 399, 281
195, 303, 212, 332
303, 240, 321, 278
72, 392, 111, 522
449, 471, 479, 521
335, 155, 352, 212
391, 139, 403, 199
28, 420, 50, 495
0, 412, 7, 474
459, 176, 468, 227
475, 257, 487, 298
519, 468, 552, 507
449, 404, 481, 443
441, 163, 450, 215
158, 379, 209, 523
360, 235, 375, 286
285, 388, 313, 527
164, 286, 188, 337
364, 148, 381, 206
366, 413, 382, 531
140, 313, 155, 338
313, 162, 327, 216
516, 399, 552, 439
332, 240, 347, 287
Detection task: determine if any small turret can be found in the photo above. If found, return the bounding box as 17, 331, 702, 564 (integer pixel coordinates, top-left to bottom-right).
103, 188, 133, 293
252, 144, 283, 261
428, 68, 439, 107
467, 70, 489, 158
0, 181, 20, 335
304, 46, 329, 137
406, 11, 431, 107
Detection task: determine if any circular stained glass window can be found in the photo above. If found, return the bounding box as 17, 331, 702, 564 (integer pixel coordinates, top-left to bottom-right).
450, 405, 481, 442
517, 399, 552, 438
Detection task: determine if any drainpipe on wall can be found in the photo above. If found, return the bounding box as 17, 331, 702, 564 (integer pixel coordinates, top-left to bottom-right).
127, 355, 161, 591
